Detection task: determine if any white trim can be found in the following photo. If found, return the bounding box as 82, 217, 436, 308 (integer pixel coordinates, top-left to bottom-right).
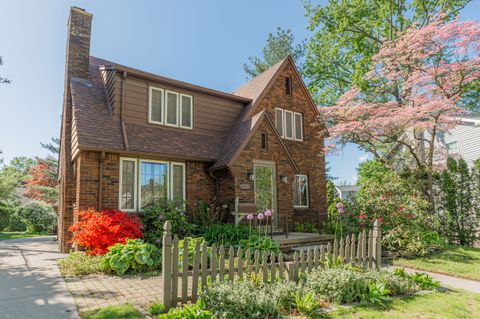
170, 162, 186, 200
165, 90, 179, 127
138, 159, 170, 210
293, 174, 309, 208
284, 110, 294, 140
148, 86, 164, 125
119, 158, 138, 212
179, 94, 193, 130
275, 107, 284, 138
253, 161, 277, 226
294, 112, 303, 141
446, 140, 459, 154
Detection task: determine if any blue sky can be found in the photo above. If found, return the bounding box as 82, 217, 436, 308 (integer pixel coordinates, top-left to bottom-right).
1, 0, 479, 184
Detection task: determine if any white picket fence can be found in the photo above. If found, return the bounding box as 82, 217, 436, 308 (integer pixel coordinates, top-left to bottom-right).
161, 220, 382, 309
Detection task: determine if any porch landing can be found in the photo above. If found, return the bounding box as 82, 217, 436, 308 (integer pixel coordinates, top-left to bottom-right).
273, 233, 335, 252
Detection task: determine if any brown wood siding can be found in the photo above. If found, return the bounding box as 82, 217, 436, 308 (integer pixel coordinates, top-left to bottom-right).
122, 76, 245, 136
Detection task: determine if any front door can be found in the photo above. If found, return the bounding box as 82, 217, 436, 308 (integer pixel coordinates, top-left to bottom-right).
254, 162, 277, 226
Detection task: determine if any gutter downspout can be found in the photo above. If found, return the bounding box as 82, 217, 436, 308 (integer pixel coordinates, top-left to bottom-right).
121, 71, 129, 150
98, 151, 105, 211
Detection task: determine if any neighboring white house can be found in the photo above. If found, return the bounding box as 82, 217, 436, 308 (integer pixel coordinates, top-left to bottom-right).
441, 115, 480, 168
335, 185, 360, 201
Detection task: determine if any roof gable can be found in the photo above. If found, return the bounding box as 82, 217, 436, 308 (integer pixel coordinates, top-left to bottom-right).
210, 110, 299, 172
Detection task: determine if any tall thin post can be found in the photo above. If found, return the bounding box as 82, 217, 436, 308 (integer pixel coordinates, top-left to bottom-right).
373, 219, 382, 269
162, 221, 173, 310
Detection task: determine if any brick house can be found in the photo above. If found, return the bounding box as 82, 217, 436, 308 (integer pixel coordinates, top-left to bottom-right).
58, 7, 328, 252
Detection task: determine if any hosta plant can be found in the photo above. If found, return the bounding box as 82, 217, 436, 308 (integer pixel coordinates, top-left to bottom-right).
100, 238, 161, 275
158, 300, 214, 319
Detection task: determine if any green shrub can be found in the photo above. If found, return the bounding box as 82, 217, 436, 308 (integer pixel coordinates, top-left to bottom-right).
148, 303, 165, 316
100, 238, 161, 275
294, 222, 319, 233
5, 210, 26, 231
177, 237, 212, 269
158, 300, 214, 319
239, 236, 280, 256
364, 282, 390, 305
294, 291, 318, 316
17, 201, 56, 233
201, 224, 250, 247
140, 198, 193, 245
201, 280, 301, 319
58, 252, 103, 276
393, 268, 439, 290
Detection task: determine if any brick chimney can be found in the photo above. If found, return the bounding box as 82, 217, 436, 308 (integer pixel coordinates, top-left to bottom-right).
58, 7, 93, 253
65, 6, 92, 79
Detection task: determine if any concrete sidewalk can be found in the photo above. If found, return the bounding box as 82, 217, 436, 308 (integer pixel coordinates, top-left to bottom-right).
0, 236, 79, 319
387, 265, 480, 293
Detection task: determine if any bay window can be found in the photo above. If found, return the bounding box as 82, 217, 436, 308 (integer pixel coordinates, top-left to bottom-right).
119, 158, 186, 211
293, 174, 309, 208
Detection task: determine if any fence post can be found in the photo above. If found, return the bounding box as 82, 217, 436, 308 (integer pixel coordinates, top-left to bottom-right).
373, 219, 382, 269
162, 221, 173, 310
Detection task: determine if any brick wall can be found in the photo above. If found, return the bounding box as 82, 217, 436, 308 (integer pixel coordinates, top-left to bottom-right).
58, 7, 93, 252
248, 64, 328, 229
186, 161, 216, 214
230, 120, 295, 231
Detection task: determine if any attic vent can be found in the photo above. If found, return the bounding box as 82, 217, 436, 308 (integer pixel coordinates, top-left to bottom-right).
285, 76, 292, 95
261, 133, 268, 150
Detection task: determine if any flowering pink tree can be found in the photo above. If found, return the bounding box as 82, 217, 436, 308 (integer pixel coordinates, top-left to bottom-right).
322, 16, 480, 204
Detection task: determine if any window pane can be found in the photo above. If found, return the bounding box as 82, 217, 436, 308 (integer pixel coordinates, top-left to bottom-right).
121, 160, 135, 210
294, 113, 303, 140
181, 95, 192, 128
294, 175, 308, 207
275, 109, 283, 136
150, 89, 162, 122
166, 92, 178, 125
285, 111, 293, 139
172, 164, 185, 200
140, 162, 168, 209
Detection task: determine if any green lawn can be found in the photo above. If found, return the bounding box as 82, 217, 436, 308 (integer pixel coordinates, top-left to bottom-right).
0, 231, 41, 241
391, 245, 480, 281
326, 290, 480, 319
81, 304, 143, 319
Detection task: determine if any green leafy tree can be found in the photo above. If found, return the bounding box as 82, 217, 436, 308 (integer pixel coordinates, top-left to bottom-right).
0, 56, 10, 84
434, 158, 479, 246
244, 27, 305, 78
303, 0, 471, 106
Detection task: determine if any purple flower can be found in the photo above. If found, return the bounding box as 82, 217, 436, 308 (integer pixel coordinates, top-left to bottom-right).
257, 213, 265, 220
247, 213, 254, 220
264, 210, 272, 217
155, 239, 161, 244
336, 202, 345, 213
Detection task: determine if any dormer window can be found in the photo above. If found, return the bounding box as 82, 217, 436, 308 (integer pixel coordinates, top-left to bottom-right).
285, 76, 292, 95
148, 86, 193, 130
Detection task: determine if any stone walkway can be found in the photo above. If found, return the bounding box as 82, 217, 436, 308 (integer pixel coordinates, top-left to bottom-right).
387, 266, 480, 293
0, 236, 79, 319
65, 274, 163, 312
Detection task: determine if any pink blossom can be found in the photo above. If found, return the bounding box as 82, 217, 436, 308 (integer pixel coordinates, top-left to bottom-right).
246, 214, 254, 220
257, 213, 265, 220
264, 210, 272, 217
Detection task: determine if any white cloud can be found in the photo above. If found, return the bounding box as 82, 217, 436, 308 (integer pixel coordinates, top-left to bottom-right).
358, 154, 369, 163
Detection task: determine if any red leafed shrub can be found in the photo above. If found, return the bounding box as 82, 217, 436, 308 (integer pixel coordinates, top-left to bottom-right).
68, 209, 143, 255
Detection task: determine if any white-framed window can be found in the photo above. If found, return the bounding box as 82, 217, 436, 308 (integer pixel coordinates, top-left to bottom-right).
446, 140, 459, 154
275, 107, 303, 142
148, 86, 193, 130
119, 158, 137, 212
294, 112, 303, 141
165, 90, 179, 127
293, 174, 309, 208
171, 162, 186, 200
275, 108, 284, 137
119, 158, 187, 212
148, 87, 164, 124
180, 94, 193, 129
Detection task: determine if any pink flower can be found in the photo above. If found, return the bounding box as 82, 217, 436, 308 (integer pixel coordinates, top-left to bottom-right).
380, 195, 386, 200
358, 214, 365, 220
264, 210, 272, 217
377, 217, 383, 221
246, 214, 254, 220
257, 213, 265, 220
